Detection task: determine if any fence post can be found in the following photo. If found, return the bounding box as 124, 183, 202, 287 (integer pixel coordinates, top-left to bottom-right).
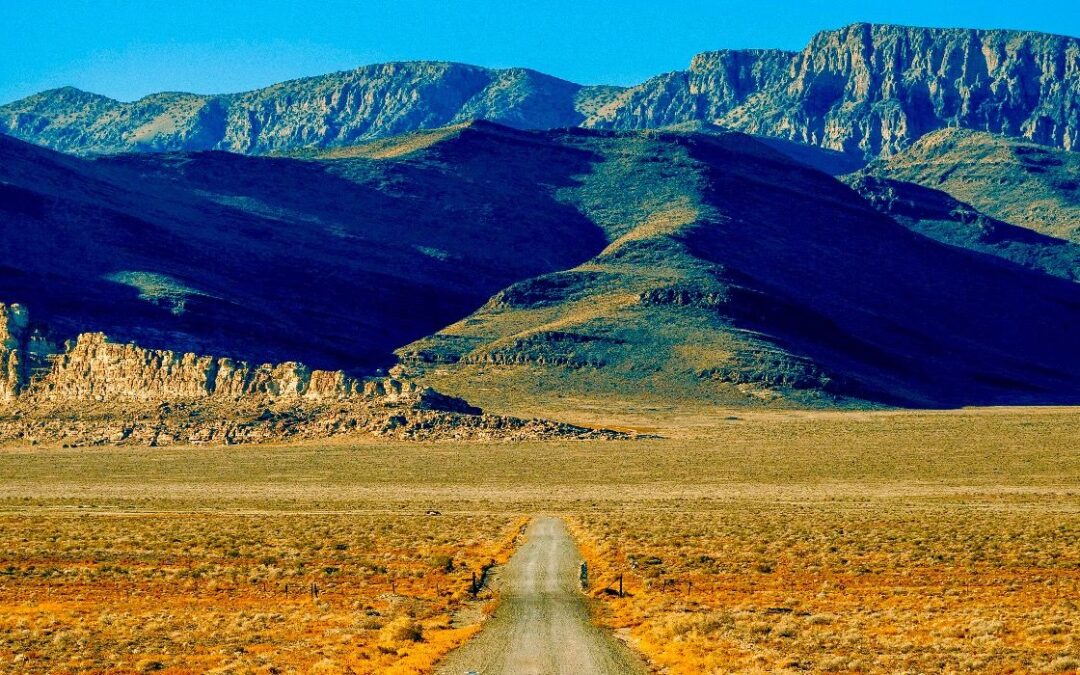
619, 574, 624, 598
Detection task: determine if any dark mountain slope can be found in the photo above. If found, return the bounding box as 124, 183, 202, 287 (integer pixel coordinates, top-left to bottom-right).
655, 121, 868, 175
846, 173, 1080, 283
842, 128, 1080, 282
0, 124, 608, 369
398, 128, 1080, 408
3, 124, 1080, 408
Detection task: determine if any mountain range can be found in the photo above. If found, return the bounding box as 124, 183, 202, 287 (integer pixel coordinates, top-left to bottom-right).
1, 22, 1079, 412
2, 23, 1078, 158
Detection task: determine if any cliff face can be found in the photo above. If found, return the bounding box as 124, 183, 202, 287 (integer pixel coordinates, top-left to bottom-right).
0, 304, 29, 401
0, 303, 56, 401
585, 49, 796, 130
4, 23, 1074, 158
594, 24, 1080, 156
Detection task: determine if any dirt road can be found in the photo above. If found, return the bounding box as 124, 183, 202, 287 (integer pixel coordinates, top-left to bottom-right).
436, 516, 648, 675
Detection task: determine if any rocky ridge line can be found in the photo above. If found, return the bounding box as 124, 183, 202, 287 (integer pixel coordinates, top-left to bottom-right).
2, 24, 1076, 158
0, 63, 621, 155
590, 24, 1080, 156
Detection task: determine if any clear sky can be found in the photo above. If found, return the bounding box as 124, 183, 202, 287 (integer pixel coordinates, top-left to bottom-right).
2, 0, 1077, 104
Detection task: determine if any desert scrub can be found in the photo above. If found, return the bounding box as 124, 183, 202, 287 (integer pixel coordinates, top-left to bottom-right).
0, 512, 525, 674
573, 503, 1080, 674
1, 407, 1079, 672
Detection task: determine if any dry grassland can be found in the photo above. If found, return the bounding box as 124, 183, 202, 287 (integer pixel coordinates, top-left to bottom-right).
0, 513, 523, 674
574, 505, 1079, 673
0, 406, 1077, 673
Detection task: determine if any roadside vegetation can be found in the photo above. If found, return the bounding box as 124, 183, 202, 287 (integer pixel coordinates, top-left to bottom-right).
574, 504, 1080, 673
0, 512, 523, 673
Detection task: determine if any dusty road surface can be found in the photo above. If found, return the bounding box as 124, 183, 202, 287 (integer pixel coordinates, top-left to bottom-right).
436, 516, 648, 675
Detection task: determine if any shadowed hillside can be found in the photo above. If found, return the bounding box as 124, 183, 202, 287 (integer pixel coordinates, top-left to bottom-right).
845, 174, 1080, 283
851, 128, 1080, 243
3, 123, 1080, 409
0, 125, 607, 370
395, 127, 1080, 409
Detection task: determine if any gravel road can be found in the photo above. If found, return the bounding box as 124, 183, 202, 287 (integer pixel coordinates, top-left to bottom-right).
436, 516, 648, 675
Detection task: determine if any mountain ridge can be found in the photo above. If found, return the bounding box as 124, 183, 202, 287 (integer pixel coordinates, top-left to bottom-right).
0, 61, 622, 155
3, 23, 1077, 158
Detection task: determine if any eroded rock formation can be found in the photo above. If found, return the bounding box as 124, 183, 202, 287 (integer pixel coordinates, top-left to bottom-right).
592, 24, 1080, 156
0, 304, 28, 401
0, 303, 56, 401
0, 304, 623, 445
13, 328, 454, 408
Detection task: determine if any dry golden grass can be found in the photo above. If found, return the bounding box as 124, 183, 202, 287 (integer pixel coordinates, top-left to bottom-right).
0, 406, 1078, 673
573, 505, 1080, 673
0, 512, 524, 674
304, 125, 466, 160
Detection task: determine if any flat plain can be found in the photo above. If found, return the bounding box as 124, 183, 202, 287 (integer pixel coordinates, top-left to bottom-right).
1, 406, 1078, 673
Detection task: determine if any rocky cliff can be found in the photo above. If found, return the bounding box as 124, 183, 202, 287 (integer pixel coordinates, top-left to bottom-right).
0, 304, 623, 445
0, 303, 56, 401
31, 332, 418, 403
585, 49, 795, 130
0, 303, 452, 406
2, 24, 1076, 158
591, 24, 1080, 156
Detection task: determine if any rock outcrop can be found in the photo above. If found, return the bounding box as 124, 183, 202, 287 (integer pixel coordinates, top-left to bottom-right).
33, 332, 360, 402
0, 305, 625, 445
0, 399, 625, 447
11, 325, 473, 410
0, 303, 29, 401
0, 303, 56, 401
3, 24, 1077, 158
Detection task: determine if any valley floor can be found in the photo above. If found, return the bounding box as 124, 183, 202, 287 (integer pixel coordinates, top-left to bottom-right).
0, 406, 1077, 673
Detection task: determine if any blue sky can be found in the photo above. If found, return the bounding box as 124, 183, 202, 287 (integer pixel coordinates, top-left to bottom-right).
2, 0, 1077, 104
